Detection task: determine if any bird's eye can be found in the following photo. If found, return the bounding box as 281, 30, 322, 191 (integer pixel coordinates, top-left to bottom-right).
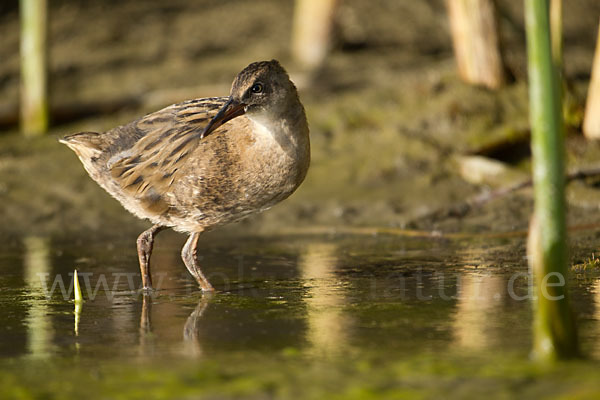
251, 83, 263, 94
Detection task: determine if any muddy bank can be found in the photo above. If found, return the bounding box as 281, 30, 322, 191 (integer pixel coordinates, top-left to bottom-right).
1, 0, 600, 238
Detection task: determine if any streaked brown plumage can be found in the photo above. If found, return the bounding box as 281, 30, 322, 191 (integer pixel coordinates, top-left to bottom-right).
61, 60, 310, 291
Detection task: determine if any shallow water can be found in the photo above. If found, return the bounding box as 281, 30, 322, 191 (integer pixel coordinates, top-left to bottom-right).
2, 229, 600, 397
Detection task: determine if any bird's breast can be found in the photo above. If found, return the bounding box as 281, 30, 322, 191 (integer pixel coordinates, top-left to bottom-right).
244, 117, 310, 190
166, 114, 309, 231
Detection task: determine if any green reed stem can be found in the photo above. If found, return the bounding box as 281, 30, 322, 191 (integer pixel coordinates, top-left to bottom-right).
20, 0, 49, 136
525, 0, 578, 361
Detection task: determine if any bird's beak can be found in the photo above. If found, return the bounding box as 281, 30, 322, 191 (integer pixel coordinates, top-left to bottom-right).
201, 97, 246, 139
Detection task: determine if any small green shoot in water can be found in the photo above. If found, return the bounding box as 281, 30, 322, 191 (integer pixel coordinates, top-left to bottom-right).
74, 269, 83, 304
74, 270, 83, 336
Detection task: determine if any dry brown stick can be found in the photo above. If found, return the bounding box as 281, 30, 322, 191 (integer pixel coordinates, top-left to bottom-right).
272, 220, 600, 240
422, 165, 600, 221
291, 0, 339, 70
446, 0, 506, 89
584, 19, 600, 139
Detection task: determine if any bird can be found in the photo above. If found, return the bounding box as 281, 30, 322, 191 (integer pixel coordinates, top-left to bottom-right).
60, 60, 310, 292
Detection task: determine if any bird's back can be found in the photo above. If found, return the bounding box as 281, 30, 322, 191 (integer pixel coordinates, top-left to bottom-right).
61, 97, 231, 224
61, 97, 229, 167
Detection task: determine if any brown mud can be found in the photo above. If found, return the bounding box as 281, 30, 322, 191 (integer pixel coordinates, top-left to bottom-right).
1, 0, 600, 238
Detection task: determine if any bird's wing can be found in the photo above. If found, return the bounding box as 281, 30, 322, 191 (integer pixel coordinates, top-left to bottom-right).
107, 97, 229, 214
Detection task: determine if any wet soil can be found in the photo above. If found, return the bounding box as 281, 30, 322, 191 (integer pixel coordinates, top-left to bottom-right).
1, 0, 600, 237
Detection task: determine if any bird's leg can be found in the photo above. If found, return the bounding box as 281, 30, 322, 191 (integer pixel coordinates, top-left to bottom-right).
136, 224, 164, 290
181, 232, 214, 292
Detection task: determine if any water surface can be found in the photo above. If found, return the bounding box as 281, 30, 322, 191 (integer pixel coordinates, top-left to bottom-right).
1, 229, 600, 398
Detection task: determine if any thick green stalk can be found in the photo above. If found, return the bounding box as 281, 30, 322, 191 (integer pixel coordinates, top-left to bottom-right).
20, 0, 49, 136
525, 0, 578, 361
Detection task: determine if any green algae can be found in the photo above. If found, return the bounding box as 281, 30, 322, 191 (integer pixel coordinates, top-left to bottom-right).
1, 351, 600, 400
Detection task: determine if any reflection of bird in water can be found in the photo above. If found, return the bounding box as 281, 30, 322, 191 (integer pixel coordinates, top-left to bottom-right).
182, 295, 212, 357
138, 294, 155, 356
138, 294, 212, 358
140, 294, 152, 336
61, 60, 310, 292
